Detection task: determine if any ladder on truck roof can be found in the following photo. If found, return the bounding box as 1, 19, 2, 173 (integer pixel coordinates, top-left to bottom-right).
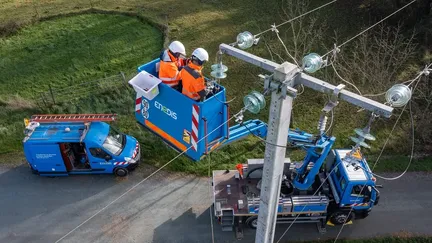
30, 114, 117, 123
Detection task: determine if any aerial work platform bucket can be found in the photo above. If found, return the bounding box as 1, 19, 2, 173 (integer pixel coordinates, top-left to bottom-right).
131, 59, 266, 161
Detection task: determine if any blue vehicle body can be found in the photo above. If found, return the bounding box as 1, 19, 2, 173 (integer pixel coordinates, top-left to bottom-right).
131, 59, 267, 161
23, 121, 140, 177
212, 129, 380, 232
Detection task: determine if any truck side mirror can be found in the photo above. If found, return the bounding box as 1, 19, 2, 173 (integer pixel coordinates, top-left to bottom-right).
105, 155, 112, 161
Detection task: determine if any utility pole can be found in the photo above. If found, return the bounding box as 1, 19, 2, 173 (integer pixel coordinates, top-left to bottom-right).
218, 43, 393, 243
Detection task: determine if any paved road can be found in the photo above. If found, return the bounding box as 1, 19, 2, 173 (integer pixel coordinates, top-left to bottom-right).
1, 163, 432, 243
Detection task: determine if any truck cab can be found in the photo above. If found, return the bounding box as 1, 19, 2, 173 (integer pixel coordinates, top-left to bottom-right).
326, 149, 379, 223
23, 114, 140, 177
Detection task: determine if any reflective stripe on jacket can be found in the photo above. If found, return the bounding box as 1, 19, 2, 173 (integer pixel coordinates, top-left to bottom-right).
158, 50, 181, 86
180, 63, 205, 100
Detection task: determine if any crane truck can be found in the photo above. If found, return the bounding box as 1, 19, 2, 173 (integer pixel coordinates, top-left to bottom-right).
212, 131, 379, 233
129, 58, 382, 234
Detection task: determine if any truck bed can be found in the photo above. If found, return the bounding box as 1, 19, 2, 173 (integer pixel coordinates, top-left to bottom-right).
212, 164, 330, 218
213, 170, 260, 216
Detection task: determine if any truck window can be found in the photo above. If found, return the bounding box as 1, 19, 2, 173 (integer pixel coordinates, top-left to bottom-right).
351, 185, 372, 197
334, 166, 340, 179
102, 127, 125, 156
340, 178, 346, 191
89, 148, 110, 159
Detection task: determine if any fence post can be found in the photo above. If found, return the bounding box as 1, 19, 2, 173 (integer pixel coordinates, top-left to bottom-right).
48, 84, 56, 105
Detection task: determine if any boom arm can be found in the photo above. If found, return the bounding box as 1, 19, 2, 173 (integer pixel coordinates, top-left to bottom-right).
292, 135, 335, 190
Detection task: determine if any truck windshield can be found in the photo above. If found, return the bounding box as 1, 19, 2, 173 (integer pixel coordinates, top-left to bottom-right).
102, 127, 125, 156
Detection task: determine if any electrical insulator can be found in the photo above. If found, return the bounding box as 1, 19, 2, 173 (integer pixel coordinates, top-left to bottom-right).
385, 84, 412, 107
350, 136, 370, 149
354, 128, 376, 141
250, 91, 266, 110
243, 91, 265, 114
302, 53, 324, 73
317, 115, 328, 134
236, 31, 255, 50
210, 63, 228, 79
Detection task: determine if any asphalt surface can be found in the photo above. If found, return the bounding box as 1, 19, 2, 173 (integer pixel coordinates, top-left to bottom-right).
1, 163, 432, 243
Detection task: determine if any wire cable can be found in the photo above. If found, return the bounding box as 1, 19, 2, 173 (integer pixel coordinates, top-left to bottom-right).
357, 99, 413, 181
207, 154, 215, 243
241, 122, 303, 148
322, 0, 417, 58
275, 159, 343, 243
360, 63, 431, 97
325, 109, 334, 135
54, 107, 246, 243
273, 26, 300, 67
331, 63, 362, 95
254, 0, 338, 37
333, 78, 421, 243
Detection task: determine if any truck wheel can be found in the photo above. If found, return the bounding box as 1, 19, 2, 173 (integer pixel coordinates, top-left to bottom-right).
114, 167, 128, 177
329, 211, 353, 225
245, 216, 258, 229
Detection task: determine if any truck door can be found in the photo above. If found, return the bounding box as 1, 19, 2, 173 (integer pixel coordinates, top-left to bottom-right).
87, 147, 114, 171
29, 144, 67, 174
348, 184, 372, 205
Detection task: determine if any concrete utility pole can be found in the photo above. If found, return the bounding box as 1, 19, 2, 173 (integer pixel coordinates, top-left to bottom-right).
219, 43, 393, 243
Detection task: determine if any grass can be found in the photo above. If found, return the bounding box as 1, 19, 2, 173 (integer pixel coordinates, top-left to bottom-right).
0, 13, 163, 154
0, 0, 429, 177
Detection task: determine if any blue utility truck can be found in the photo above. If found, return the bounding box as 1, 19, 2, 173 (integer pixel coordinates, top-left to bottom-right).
23, 114, 140, 177
212, 130, 380, 233
129, 59, 381, 233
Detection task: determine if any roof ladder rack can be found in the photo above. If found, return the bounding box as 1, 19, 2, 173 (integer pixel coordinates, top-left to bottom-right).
30, 114, 117, 123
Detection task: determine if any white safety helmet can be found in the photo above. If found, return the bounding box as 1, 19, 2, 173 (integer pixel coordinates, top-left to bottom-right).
168, 41, 186, 57
191, 48, 209, 65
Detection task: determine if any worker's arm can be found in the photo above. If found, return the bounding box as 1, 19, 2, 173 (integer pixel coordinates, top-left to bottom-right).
198, 90, 206, 102
196, 76, 207, 102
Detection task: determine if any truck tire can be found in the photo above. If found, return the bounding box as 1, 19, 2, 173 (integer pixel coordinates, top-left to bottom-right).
245, 216, 258, 229
114, 167, 128, 177
329, 211, 353, 225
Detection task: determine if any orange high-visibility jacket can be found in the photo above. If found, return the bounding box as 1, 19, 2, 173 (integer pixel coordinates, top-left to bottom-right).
180, 62, 206, 101
158, 50, 184, 87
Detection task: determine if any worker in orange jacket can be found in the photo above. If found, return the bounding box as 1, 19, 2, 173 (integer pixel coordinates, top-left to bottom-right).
158, 41, 187, 91
180, 48, 209, 102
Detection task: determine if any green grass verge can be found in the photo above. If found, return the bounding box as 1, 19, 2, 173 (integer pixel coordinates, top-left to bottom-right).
0, 0, 428, 176
0, 13, 163, 154
0, 13, 162, 97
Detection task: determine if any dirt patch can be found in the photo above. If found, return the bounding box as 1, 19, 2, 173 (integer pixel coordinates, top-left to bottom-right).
0, 20, 22, 37
0, 152, 26, 166
0, 95, 36, 110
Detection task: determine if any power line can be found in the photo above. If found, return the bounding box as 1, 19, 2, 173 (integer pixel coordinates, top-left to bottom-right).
207, 154, 215, 243
333, 78, 421, 243
54, 107, 246, 243
254, 0, 338, 37
241, 122, 304, 148
331, 63, 362, 95
275, 159, 343, 243
322, 0, 418, 57
273, 26, 300, 67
